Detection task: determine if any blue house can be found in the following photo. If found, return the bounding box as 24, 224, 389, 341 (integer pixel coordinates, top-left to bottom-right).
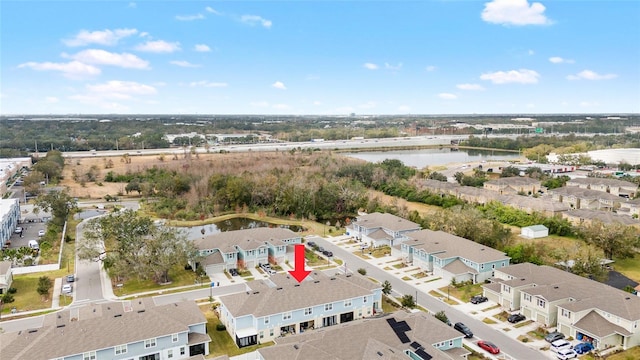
218, 271, 383, 348
400, 229, 510, 284
194, 227, 302, 274
0, 298, 211, 360
0, 198, 20, 249
346, 212, 421, 248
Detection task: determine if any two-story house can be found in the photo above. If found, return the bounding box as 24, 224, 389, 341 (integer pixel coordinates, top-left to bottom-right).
346, 212, 420, 248
561, 209, 640, 228
193, 227, 302, 275
0, 298, 211, 360
619, 198, 640, 218
0, 198, 20, 249
400, 229, 510, 284
256, 311, 469, 360
484, 177, 542, 195
483, 263, 640, 352
217, 271, 382, 348
550, 187, 623, 211
566, 178, 638, 198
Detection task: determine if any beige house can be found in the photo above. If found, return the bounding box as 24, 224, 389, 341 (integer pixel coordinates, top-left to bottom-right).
619, 198, 640, 218
0, 261, 12, 294
566, 178, 638, 198
561, 209, 640, 228
498, 196, 570, 217
550, 187, 623, 211
346, 212, 421, 247
419, 179, 461, 197
484, 263, 640, 352
483, 177, 542, 195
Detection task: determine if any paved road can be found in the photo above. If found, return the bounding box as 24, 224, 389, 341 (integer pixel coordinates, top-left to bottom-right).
0, 315, 45, 333
72, 220, 105, 303
153, 283, 248, 305
310, 236, 543, 360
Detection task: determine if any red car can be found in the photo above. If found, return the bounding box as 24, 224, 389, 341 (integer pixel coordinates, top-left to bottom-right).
477, 340, 500, 354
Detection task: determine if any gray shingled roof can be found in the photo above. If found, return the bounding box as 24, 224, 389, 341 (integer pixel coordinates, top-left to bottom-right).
563, 209, 640, 226
551, 187, 622, 201
0, 260, 11, 275
0, 299, 208, 360
405, 229, 510, 264
573, 310, 632, 337
201, 251, 224, 266
258, 311, 464, 360
194, 227, 300, 252
567, 178, 638, 189
442, 259, 478, 275
219, 272, 381, 318
485, 177, 541, 187
351, 212, 420, 232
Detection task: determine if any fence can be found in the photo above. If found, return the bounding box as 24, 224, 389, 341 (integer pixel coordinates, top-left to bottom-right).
11, 221, 67, 275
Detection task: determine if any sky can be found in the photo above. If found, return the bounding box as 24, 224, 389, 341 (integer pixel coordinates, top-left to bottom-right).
1, 0, 639, 115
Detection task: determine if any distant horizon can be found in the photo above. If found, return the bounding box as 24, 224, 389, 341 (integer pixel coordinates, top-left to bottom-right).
2, 1, 639, 114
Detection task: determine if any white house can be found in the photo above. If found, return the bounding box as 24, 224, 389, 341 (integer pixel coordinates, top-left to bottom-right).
521, 225, 549, 239
346, 212, 421, 248
0, 261, 13, 294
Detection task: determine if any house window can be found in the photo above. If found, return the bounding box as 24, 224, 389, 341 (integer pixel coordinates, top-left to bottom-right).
524, 294, 531, 302
180, 347, 185, 355
537, 299, 545, 308
481, 264, 485, 270
503, 285, 511, 293
172, 333, 179, 342
449, 340, 453, 346
305, 307, 313, 315
283, 312, 292, 320
492, 264, 496, 269
264, 317, 270, 324
363, 296, 367, 303
502, 262, 506, 267
260, 331, 264, 339
270, 329, 274, 337
144, 338, 157, 348
115, 344, 127, 355
325, 303, 333, 311
344, 300, 352, 307
83, 351, 97, 360
561, 309, 571, 318
168, 349, 173, 359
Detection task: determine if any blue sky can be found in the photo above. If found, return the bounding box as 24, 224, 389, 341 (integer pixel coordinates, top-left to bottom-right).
1, 0, 639, 115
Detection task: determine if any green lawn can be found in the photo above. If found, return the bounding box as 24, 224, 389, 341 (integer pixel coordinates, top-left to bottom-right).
2, 274, 53, 314
603, 347, 640, 360
382, 295, 400, 313
202, 305, 274, 357
114, 266, 198, 296
304, 249, 326, 266
613, 254, 640, 283
439, 283, 484, 303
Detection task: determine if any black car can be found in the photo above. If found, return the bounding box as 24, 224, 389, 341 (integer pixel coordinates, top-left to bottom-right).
318, 247, 325, 253
507, 313, 526, 323
229, 268, 239, 276
454, 322, 473, 338
470, 295, 488, 304
307, 241, 316, 248
324, 251, 333, 257
544, 331, 565, 343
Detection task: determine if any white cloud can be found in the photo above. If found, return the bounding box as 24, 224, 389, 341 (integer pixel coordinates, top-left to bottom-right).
363, 63, 379, 70
63, 28, 138, 47
528, 49, 535, 55
139, 32, 150, 38
438, 93, 457, 100
194, 44, 211, 52
480, 69, 540, 84
176, 14, 205, 21
18, 61, 101, 79
272, 104, 290, 110
189, 81, 227, 87
45, 96, 59, 103
128, 2, 136, 8
456, 83, 485, 91
205, 7, 220, 15
250, 101, 270, 107
313, 101, 322, 106
64, 49, 149, 69
425, 65, 437, 72
398, 105, 411, 112
549, 56, 575, 64
567, 70, 617, 80
385, 62, 403, 71
481, 0, 552, 26
85, 80, 157, 96
271, 81, 286, 90
240, 15, 272, 28
135, 40, 181, 53
358, 101, 377, 109
170, 60, 201, 68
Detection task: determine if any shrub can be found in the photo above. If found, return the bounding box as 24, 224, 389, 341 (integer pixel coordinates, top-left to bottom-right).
216, 324, 226, 331
8, 287, 17, 294
2, 293, 15, 303
357, 268, 367, 275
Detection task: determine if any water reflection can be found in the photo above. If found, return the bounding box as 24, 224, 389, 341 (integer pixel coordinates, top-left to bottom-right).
177, 217, 304, 240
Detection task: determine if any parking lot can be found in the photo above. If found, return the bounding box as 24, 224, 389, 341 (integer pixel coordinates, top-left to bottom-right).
7, 220, 47, 250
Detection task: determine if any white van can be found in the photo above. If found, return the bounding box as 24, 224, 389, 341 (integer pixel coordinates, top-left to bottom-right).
550, 339, 572, 353
28, 240, 40, 250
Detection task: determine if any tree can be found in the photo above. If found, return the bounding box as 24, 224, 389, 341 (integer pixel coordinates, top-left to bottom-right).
382, 280, 392, 295
79, 210, 198, 283
578, 221, 640, 260
434, 310, 450, 325
428, 172, 448, 182
401, 294, 416, 308
35, 190, 77, 226
500, 166, 521, 178
37, 276, 52, 300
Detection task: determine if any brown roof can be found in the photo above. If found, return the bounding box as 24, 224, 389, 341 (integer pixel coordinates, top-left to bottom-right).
351, 212, 421, 232
405, 229, 509, 264
194, 227, 300, 252
562, 209, 640, 226
442, 259, 478, 275
258, 311, 464, 360
200, 250, 225, 266
368, 228, 393, 240
0, 299, 208, 360
219, 272, 381, 318
573, 310, 632, 338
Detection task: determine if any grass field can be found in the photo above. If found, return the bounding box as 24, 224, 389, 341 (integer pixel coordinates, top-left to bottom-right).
114, 266, 198, 296
439, 283, 484, 303
202, 305, 273, 357
2, 274, 53, 314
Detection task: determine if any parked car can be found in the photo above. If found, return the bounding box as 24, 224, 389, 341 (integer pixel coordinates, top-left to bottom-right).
306, 241, 316, 248
66, 274, 75, 283
545, 331, 566, 343
229, 268, 239, 276
323, 250, 333, 257
573, 342, 594, 354
477, 340, 500, 354
556, 348, 578, 359
470, 295, 488, 304
15, 227, 22, 234
28, 240, 39, 250
550, 339, 572, 353
318, 247, 325, 253
62, 284, 73, 294
507, 313, 526, 323
38, 230, 46, 237
453, 322, 473, 338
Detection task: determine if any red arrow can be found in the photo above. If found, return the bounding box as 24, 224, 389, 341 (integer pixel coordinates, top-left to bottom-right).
288, 244, 311, 283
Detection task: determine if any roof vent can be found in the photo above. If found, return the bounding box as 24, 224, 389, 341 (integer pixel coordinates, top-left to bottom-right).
57, 324, 66, 328
480, 248, 485, 251
294, 345, 299, 350
314, 280, 320, 283
114, 314, 122, 318
107, 307, 111, 310
377, 351, 383, 356
276, 287, 283, 290
625, 297, 631, 300
28, 329, 38, 333
138, 301, 142, 305
330, 277, 336, 280
346, 274, 352, 277
294, 284, 300, 287
58, 315, 61, 319
553, 286, 559, 289
138, 310, 146, 313
253, 291, 260, 294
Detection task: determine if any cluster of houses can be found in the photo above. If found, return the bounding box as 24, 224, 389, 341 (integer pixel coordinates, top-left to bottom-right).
419, 176, 640, 227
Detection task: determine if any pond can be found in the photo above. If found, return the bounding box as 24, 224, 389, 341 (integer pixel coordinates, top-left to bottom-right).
178, 217, 305, 240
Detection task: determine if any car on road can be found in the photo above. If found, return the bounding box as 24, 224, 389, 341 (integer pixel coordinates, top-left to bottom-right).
66, 274, 75, 283
38, 230, 46, 237
556, 347, 578, 359
545, 331, 566, 343
470, 295, 488, 304
62, 284, 73, 294
477, 340, 500, 354
323, 250, 333, 257
507, 313, 526, 323
550, 339, 572, 353
306, 241, 316, 248
573, 342, 594, 354
453, 322, 473, 338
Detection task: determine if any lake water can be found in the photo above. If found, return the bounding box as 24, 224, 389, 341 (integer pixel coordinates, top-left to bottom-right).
177, 217, 304, 240
342, 148, 524, 169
